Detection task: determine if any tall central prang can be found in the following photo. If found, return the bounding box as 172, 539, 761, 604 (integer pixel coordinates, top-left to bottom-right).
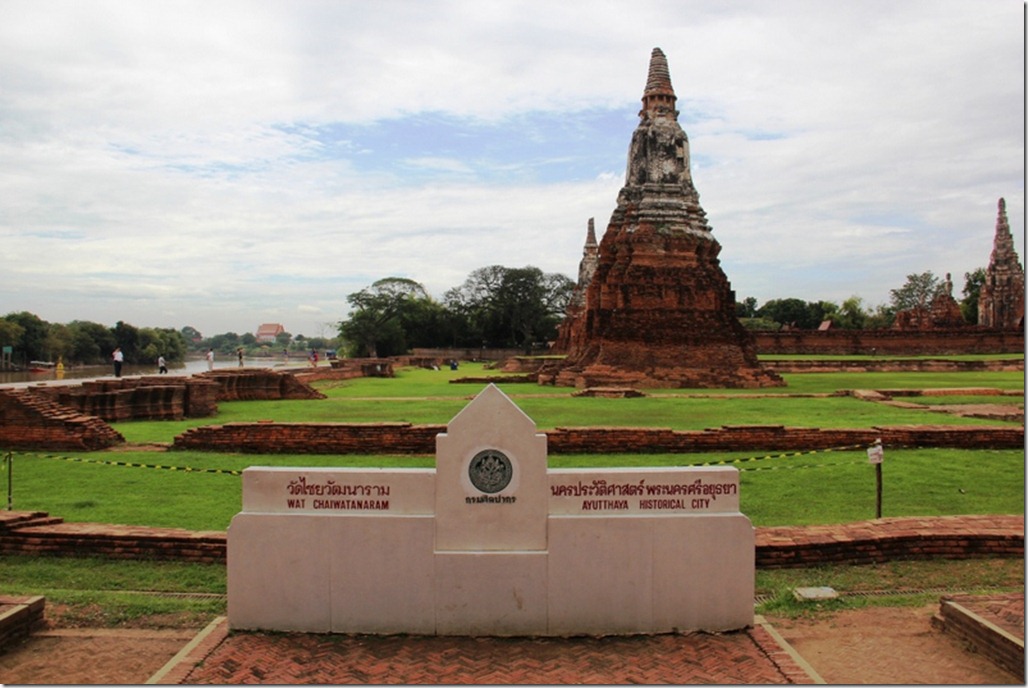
548, 48, 784, 389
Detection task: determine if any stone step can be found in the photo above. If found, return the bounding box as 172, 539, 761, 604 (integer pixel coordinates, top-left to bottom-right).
0, 511, 64, 532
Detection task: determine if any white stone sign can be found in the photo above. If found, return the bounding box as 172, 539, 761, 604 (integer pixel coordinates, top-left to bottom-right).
228, 384, 754, 636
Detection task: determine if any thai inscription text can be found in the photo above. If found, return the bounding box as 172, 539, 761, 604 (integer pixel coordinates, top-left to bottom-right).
285, 476, 391, 511
549, 474, 739, 515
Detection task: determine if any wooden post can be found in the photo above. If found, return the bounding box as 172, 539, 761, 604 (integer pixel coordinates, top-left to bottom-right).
867, 439, 883, 519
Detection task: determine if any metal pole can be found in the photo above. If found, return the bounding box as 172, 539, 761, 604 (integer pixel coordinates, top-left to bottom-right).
5, 452, 11, 511
875, 461, 882, 519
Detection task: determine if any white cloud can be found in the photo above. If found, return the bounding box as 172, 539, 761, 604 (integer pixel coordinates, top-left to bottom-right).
0, 0, 1021, 337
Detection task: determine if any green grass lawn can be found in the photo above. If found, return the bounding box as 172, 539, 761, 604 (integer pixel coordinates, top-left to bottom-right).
108, 363, 1024, 444
9, 447, 1022, 531
3, 361, 1023, 531
2, 359, 1023, 628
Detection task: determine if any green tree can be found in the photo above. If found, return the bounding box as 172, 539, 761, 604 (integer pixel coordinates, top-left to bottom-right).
961, 267, 986, 324
45, 323, 74, 364
207, 332, 240, 355
889, 271, 940, 314
443, 266, 573, 350
833, 296, 868, 329
756, 298, 814, 329
339, 278, 433, 357
865, 303, 895, 329
180, 326, 203, 350
0, 319, 26, 357
735, 296, 758, 318
67, 321, 116, 364
112, 321, 141, 363
139, 327, 187, 364
4, 311, 49, 364
275, 331, 293, 349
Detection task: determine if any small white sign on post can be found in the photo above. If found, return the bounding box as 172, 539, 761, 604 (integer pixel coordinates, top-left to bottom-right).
867, 442, 884, 465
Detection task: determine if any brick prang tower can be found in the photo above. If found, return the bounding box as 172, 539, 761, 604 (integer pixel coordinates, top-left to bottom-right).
547, 48, 784, 389
977, 198, 1025, 330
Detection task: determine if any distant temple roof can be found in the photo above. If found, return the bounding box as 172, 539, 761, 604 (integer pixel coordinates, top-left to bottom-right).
256, 323, 285, 341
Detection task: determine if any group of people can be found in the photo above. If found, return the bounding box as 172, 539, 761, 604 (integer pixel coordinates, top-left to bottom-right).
111, 347, 169, 377
110, 347, 326, 377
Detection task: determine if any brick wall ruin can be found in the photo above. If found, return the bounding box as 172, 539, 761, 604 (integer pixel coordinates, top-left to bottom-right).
753, 328, 1024, 356
0, 389, 124, 451
0, 370, 325, 450
36, 376, 220, 422
197, 369, 327, 402
173, 421, 1023, 454
1, 510, 1019, 571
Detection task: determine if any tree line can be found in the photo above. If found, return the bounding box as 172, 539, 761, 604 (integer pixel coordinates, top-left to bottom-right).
0, 313, 189, 368
338, 267, 576, 357
1, 266, 987, 366
338, 267, 988, 357
737, 269, 985, 330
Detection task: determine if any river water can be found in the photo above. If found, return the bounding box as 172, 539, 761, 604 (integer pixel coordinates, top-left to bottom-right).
0, 357, 291, 387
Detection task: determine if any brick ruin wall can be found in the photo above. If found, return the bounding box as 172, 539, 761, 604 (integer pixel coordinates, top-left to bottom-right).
0, 511, 1020, 571
297, 358, 396, 384
0, 370, 325, 450
753, 328, 1024, 355
33, 369, 322, 422
934, 594, 1026, 681
35, 377, 221, 422
0, 389, 124, 451
762, 358, 1023, 373
173, 421, 1024, 454
197, 369, 327, 402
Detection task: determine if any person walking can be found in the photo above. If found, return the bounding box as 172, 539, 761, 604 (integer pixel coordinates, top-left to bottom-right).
158, 355, 168, 374
237, 348, 244, 367
112, 347, 123, 377
206, 348, 214, 371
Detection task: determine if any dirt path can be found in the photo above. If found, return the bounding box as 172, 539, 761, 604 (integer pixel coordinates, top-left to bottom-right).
0, 627, 199, 684
0, 604, 1020, 684
765, 604, 1019, 684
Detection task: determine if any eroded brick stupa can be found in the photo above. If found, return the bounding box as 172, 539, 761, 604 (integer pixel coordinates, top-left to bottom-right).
977, 198, 1025, 329
546, 48, 783, 389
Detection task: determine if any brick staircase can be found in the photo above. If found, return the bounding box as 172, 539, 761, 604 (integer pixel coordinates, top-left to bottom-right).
0, 389, 125, 451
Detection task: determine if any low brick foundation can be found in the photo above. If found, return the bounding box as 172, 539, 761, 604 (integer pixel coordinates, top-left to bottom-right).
0, 389, 125, 451
753, 328, 1024, 355
0, 511, 1020, 571
0, 595, 45, 650
198, 369, 326, 402
762, 358, 1024, 373
754, 515, 1024, 568
932, 593, 1025, 680
0, 511, 225, 564
37, 376, 220, 421
172, 422, 1024, 454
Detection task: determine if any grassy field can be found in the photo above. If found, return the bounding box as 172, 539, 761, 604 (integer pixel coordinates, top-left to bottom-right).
1, 359, 1023, 627
1, 553, 1021, 626
4, 362, 1023, 530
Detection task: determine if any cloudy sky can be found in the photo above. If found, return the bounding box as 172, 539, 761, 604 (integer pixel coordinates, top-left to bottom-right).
1, 0, 1023, 339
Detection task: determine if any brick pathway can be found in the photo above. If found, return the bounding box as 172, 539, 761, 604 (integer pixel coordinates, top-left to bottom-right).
949, 592, 1025, 640
158, 617, 819, 685
4, 511, 1020, 683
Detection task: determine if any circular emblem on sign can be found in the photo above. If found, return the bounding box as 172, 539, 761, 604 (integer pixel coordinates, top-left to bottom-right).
468, 449, 513, 494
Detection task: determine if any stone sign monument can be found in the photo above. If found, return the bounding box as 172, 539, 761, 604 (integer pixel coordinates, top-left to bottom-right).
228, 384, 754, 635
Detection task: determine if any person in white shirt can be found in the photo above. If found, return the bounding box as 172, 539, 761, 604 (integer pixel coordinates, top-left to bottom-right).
112, 348, 124, 377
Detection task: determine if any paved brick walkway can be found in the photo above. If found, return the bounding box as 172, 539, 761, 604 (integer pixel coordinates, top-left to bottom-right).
156, 616, 820, 685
